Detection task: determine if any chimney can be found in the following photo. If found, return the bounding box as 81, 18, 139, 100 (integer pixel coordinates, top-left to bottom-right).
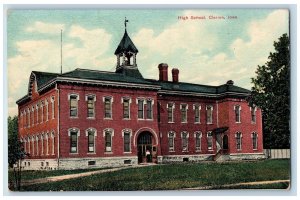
172, 68, 179, 83
158, 63, 168, 81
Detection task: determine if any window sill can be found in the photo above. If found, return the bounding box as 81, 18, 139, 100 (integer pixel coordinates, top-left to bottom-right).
124, 152, 132, 154
235, 122, 241, 124
123, 118, 131, 120
194, 122, 201, 124
104, 152, 113, 154
195, 150, 202, 153
69, 116, 79, 119
87, 152, 96, 155
181, 122, 187, 124
207, 123, 213, 125
87, 117, 95, 120
168, 121, 175, 124
137, 118, 144, 121
182, 151, 189, 153
169, 150, 175, 152
145, 119, 153, 121
69, 153, 79, 155
104, 118, 113, 120
251, 122, 256, 124
208, 149, 214, 151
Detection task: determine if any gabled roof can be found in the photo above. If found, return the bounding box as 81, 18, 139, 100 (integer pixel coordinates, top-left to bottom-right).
114, 30, 138, 55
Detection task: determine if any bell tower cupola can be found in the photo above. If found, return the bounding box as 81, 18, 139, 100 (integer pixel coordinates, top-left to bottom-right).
115, 18, 139, 71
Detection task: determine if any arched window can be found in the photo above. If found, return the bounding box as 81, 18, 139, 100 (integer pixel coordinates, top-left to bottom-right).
86, 128, 97, 153
194, 131, 202, 151
252, 132, 258, 150
68, 128, 80, 153
122, 129, 132, 153
207, 132, 213, 150
181, 131, 189, 152
235, 132, 242, 150
103, 128, 114, 152
168, 131, 175, 152
234, 105, 241, 123
51, 132, 55, 155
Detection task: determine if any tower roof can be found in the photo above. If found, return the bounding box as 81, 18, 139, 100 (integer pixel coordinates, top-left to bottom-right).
114, 30, 138, 55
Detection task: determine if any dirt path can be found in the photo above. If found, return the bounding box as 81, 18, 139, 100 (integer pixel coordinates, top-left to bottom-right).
183, 179, 290, 190
22, 164, 150, 186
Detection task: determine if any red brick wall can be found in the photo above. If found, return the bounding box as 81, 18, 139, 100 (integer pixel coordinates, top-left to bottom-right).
218, 98, 263, 154
158, 95, 218, 156
18, 81, 59, 160
58, 84, 160, 159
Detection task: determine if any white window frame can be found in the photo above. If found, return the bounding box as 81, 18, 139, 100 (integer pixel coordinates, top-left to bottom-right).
167, 103, 175, 123
207, 131, 213, 150
235, 132, 242, 150
193, 104, 201, 124
103, 96, 113, 119
122, 128, 132, 153
122, 97, 131, 120
51, 96, 55, 119
68, 94, 79, 118
168, 131, 176, 152
250, 106, 257, 124
86, 94, 96, 119
234, 105, 241, 123
180, 104, 188, 123
86, 128, 97, 153
68, 128, 80, 154
45, 99, 49, 122
194, 131, 202, 152
181, 131, 189, 152
103, 128, 114, 153
206, 105, 213, 124
251, 132, 258, 150
35, 135, 39, 156
137, 98, 145, 120
51, 132, 55, 155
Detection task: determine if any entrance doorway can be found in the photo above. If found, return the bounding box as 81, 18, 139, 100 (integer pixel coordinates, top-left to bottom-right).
137, 131, 156, 163
222, 135, 229, 150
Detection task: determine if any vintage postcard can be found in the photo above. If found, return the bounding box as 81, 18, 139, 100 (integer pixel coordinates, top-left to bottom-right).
6, 8, 291, 192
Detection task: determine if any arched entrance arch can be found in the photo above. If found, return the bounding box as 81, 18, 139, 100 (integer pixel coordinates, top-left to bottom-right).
136, 130, 158, 163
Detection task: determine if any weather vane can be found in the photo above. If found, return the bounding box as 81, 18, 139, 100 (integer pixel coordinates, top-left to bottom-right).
125, 17, 129, 30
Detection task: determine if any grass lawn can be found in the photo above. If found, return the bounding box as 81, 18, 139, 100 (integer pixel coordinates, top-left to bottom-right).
8, 167, 110, 182
19, 159, 290, 191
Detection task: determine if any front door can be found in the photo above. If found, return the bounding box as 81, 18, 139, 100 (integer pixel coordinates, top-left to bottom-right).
222, 135, 229, 151
137, 132, 153, 163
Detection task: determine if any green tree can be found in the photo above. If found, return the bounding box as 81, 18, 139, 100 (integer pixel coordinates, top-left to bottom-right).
250, 33, 290, 149
8, 116, 27, 190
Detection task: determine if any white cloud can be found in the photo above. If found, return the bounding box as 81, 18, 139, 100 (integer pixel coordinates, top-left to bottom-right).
26, 21, 65, 34
8, 24, 113, 116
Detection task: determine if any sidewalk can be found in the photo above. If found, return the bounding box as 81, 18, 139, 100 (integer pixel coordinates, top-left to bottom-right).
183, 179, 290, 190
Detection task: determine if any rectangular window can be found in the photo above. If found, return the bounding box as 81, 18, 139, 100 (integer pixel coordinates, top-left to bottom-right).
46, 102, 49, 121
181, 104, 187, 123
194, 105, 200, 123
123, 99, 130, 119
87, 96, 95, 118
138, 99, 144, 119
235, 105, 241, 123
70, 131, 78, 153
146, 100, 153, 119
206, 105, 213, 124
104, 97, 112, 118
124, 132, 130, 152
88, 131, 95, 153
252, 133, 258, 150
236, 132, 242, 150
105, 132, 112, 152
70, 95, 78, 117
207, 132, 213, 150
168, 132, 175, 151
195, 132, 201, 151
251, 107, 256, 123
51, 97, 55, 119
182, 132, 188, 151
167, 103, 174, 122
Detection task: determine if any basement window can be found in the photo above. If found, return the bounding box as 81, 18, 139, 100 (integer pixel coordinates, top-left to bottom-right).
183, 158, 189, 162
124, 160, 131, 164
88, 161, 96, 166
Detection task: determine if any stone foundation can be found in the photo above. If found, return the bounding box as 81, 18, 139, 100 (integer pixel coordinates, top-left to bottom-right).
229, 153, 266, 160
161, 154, 214, 163
20, 159, 58, 171
58, 156, 138, 170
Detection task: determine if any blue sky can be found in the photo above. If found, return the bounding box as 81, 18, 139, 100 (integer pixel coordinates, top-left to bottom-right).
7, 9, 289, 116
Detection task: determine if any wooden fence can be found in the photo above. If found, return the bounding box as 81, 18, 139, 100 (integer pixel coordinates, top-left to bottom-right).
264, 149, 290, 159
